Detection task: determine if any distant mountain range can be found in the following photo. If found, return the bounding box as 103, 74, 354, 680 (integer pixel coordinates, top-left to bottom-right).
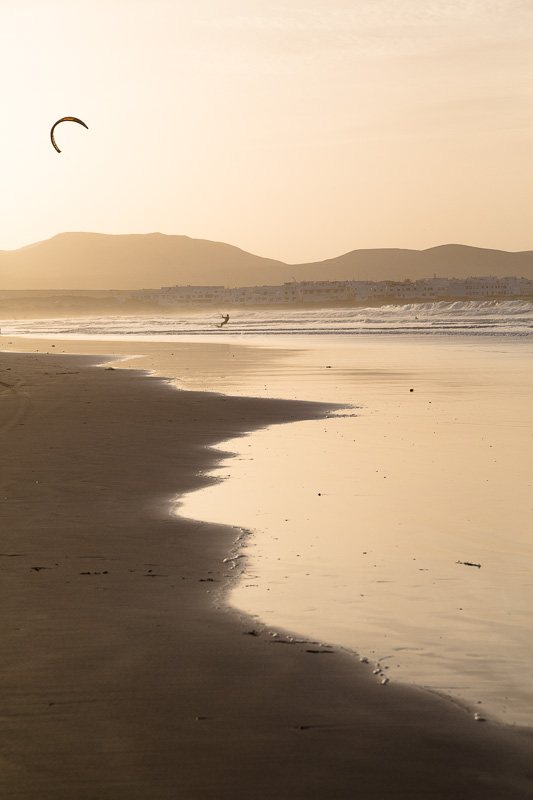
1, 232, 533, 290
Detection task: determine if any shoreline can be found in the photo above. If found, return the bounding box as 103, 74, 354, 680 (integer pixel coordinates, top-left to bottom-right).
172, 331, 533, 728
1, 345, 533, 798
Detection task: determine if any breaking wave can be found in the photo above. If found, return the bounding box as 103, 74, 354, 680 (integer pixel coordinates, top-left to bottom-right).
2, 299, 533, 338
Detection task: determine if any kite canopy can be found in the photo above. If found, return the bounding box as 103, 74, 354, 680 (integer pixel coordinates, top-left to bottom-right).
50, 116, 89, 153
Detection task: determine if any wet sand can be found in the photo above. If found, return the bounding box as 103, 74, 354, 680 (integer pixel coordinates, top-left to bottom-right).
179, 335, 533, 726
1, 344, 533, 799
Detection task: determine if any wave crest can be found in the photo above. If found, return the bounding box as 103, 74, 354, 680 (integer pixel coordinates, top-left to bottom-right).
2, 299, 532, 338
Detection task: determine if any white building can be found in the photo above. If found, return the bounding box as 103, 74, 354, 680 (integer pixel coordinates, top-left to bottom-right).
127, 276, 533, 307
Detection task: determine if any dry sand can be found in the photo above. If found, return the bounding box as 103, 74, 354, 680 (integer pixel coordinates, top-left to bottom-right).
1, 344, 533, 799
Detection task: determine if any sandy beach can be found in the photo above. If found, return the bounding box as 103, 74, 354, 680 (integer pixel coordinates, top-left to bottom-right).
1, 342, 532, 799
5, 0, 533, 793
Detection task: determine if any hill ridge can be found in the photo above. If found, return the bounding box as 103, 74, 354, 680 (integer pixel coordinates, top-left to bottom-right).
2, 232, 533, 289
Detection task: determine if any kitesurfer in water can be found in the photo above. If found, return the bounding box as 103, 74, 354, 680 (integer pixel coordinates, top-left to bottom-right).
216, 314, 230, 328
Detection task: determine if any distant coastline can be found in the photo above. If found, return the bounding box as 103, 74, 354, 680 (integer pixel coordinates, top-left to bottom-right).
133, 275, 533, 307
1, 275, 532, 318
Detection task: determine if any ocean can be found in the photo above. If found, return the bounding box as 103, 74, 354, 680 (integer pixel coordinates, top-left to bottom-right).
2, 299, 533, 338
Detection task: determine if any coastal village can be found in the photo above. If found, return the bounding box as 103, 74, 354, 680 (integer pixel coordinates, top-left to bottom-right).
131, 275, 533, 307
3, 275, 532, 318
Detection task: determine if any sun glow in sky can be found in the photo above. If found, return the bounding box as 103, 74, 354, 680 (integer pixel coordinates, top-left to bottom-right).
2, 0, 533, 261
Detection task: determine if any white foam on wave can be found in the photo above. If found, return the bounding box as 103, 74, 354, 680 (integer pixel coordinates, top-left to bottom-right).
2, 299, 533, 338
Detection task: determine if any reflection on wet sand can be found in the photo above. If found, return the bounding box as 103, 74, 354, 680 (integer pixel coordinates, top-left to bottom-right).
180, 335, 533, 726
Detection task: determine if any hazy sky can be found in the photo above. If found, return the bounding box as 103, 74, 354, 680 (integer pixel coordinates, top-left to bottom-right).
2, 0, 533, 261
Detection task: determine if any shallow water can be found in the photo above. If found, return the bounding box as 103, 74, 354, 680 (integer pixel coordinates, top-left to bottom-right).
179, 335, 533, 727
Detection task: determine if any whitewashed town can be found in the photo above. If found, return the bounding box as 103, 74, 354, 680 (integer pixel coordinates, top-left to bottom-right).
130, 275, 533, 307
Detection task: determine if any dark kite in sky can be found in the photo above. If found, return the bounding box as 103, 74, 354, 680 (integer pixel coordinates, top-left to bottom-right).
50, 117, 89, 153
